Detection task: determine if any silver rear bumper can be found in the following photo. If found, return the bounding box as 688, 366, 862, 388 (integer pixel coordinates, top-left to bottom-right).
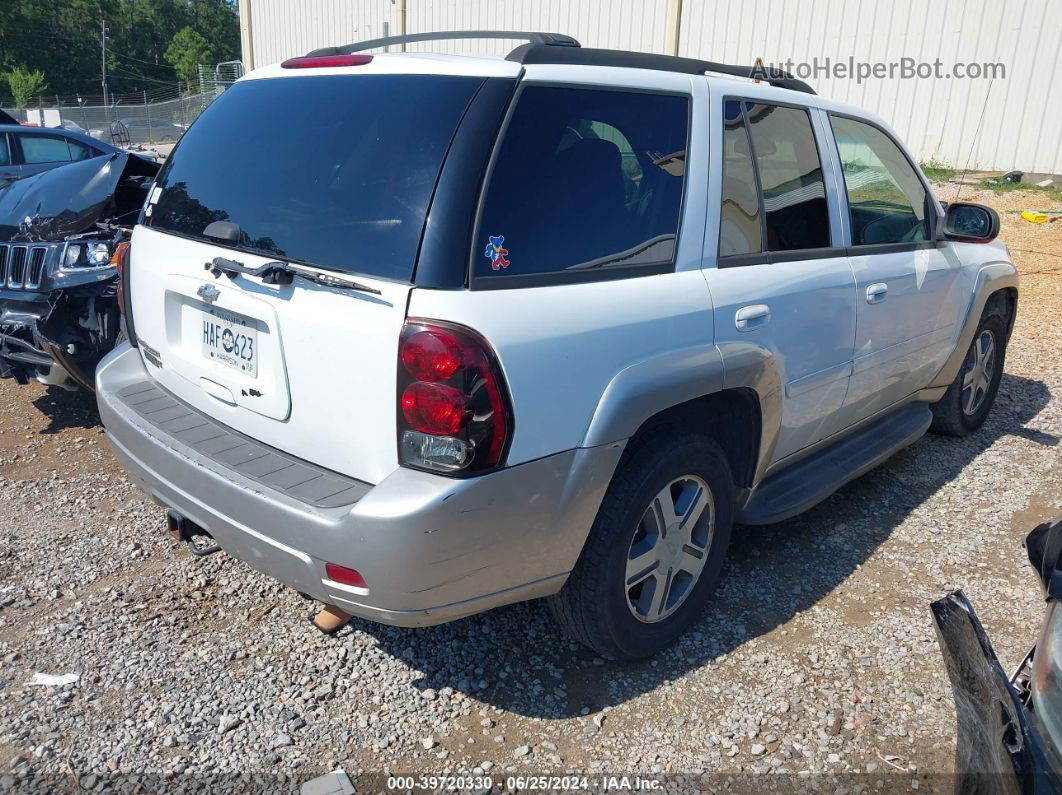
96, 345, 623, 626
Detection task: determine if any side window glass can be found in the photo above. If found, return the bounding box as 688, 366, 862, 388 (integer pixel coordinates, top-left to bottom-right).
745, 103, 831, 251
476, 86, 689, 277
0, 135, 10, 167
21, 135, 73, 164
830, 116, 928, 245
68, 140, 92, 161
719, 100, 762, 257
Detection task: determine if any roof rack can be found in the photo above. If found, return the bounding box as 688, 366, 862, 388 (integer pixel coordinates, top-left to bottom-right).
305, 31, 814, 95
508, 43, 816, 95
307, 30, 580, 57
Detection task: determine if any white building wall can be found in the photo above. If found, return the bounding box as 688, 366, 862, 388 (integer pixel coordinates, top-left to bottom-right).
241, 0, 1062, 174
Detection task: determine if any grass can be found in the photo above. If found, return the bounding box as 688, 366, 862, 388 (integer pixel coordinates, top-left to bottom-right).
919, 160, 957, 182
974, 178, 1062, 204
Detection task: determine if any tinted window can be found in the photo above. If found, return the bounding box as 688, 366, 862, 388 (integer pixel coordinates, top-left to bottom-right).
149, 75, 483, 282
0, 135, 9, 167
477, 86, 688, 277
719, 100, 762, 256
67, 140, 92, 161
21, 135, 74, 164
745, 104, 830, 251
830, 116, 928, 245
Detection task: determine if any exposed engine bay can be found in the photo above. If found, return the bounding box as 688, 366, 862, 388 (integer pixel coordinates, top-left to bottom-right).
0, 152, 159, 391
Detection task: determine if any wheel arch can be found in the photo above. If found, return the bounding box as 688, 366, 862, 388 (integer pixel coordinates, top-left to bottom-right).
625, 388, 763, 489
581, 342, 777, 491
930, 263, 1019, 390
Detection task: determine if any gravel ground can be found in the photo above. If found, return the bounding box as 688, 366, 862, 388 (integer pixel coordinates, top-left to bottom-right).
0, 186, 1060, 793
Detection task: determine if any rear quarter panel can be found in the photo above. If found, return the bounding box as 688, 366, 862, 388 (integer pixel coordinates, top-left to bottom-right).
407, 269, 716, 465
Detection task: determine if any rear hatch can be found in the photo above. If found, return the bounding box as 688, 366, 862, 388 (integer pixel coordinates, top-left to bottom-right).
129, 67, 489, 484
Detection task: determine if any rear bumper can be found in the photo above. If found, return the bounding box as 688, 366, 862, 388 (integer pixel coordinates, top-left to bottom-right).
96, 345, 623, 626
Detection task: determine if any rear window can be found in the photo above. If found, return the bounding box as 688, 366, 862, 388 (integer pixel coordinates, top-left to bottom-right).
148, 75, 483, 282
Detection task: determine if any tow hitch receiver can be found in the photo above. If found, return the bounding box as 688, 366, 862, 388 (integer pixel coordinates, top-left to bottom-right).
166, 510, 222, 557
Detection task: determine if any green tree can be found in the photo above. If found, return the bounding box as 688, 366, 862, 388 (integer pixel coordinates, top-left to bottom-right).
164, 26, 214, 88
4, 66, 47, 107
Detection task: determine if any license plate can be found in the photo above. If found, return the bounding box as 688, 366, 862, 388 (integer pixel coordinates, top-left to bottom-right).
201, 306, 258, 378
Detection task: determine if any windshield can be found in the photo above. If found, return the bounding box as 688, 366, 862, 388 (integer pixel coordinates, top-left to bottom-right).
147, 74, 484, 282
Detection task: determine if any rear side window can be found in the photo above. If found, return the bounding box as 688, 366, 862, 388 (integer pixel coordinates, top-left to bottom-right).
718, 101, 831, 260
719, 101, 762, 256
0, 135, 10, 166
745, 103, 830, 251
830, 116, 928, 246
148, 75, 484, 282
476, 86, 688, 278
21, 135, 78, 164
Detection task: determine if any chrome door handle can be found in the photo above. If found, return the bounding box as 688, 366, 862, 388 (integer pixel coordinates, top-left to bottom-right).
866, 283, 888, 303
735, 304, 771, 331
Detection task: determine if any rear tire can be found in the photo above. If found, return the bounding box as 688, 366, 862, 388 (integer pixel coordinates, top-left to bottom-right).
548, 431, 734, 660
930, 313, 1007, 437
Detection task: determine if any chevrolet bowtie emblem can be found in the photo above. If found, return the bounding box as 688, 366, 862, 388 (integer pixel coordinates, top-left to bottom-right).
197, 284, 221, 304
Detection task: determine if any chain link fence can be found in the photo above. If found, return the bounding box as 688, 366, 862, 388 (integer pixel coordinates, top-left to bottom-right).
0, 62, 243, 146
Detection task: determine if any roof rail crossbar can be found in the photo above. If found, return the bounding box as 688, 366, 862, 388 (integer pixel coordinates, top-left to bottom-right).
307, 31, 581, 57
507, 44, 816, 94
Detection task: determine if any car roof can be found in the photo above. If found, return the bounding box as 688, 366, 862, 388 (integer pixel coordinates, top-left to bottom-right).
246, 34, 896, 137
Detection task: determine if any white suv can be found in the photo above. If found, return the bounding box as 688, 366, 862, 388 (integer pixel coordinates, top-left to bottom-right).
96, 32, 1018, 659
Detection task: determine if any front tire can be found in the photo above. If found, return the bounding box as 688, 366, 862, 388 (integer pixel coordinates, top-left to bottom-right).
930, 313, 1007, 437
548, 432, 734, 660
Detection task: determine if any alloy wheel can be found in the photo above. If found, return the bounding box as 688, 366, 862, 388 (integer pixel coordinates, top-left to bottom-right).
961, 329, 997, 416
624, 475, 715, 623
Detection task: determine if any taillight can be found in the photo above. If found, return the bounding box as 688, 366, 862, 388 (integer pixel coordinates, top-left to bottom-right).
111, 241, 138, 348
397, 320, 513, 476
112, 242, 130, 314
280, 54, 373, 69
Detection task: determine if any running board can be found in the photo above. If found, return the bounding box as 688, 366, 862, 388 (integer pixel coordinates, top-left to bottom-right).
737, 403, 932, 525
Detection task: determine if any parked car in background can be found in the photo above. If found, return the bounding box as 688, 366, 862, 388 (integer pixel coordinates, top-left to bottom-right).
55, 119, 91, 135
932, 517, 1062, 793
0, 124, 132, 185
97, 32, 1018, 659
0, 152, 159, 391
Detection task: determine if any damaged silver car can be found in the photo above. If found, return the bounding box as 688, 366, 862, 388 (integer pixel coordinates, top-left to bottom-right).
932, 517, 1062, 793
0, 152, 158, 391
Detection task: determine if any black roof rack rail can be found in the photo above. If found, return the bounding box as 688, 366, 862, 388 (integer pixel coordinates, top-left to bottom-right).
306, 31, 814, 95
307, 30, 581, 57
507, 43, 816, 95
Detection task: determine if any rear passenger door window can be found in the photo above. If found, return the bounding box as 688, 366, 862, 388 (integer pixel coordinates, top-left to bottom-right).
718, 100, 831, 261
719, 101, 762, 256
475, 85, 689, 281
829, 115, 929, 246
20, 134, 76, 164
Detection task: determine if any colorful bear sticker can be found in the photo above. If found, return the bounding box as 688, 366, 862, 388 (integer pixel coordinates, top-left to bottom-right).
484, 234, 510, 270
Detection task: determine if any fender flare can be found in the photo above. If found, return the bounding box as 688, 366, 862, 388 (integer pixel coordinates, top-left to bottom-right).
580, 343, 726, 448
929, 261, 1019, 390
580, 341, 783, 486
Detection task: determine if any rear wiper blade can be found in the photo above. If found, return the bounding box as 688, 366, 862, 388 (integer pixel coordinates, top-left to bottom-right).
205, 257, 382, 295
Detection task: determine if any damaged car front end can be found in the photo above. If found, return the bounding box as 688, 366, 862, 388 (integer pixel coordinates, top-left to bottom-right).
931, 517, 1062, 793
0, 152, 158, 391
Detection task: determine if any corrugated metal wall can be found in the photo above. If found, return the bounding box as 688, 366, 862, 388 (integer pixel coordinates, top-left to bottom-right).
242, 0, 1062, 174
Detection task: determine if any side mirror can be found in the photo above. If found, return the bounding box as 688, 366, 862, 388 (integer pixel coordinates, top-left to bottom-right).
1025, 517, 1062, 598
942, 202, 1000, 242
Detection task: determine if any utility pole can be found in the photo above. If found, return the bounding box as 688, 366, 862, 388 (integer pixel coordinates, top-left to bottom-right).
100, 15, 108, 109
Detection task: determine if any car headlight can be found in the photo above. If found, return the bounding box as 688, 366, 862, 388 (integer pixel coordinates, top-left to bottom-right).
1031, 602, 1062, 751
61, 241, 114, 269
